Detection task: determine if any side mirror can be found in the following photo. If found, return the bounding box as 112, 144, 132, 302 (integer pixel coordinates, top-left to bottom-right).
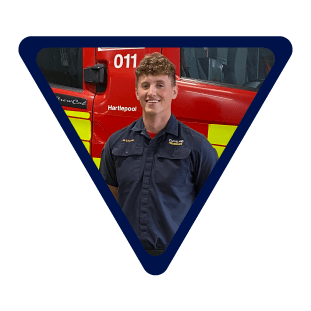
84, 64, 107, 85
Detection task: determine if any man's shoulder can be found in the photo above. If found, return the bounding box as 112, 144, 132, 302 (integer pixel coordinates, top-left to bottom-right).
178, 120, 208, 144
177, 120, 217, 155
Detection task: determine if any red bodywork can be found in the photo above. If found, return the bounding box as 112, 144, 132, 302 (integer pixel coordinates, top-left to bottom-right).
52, 48, 256, 161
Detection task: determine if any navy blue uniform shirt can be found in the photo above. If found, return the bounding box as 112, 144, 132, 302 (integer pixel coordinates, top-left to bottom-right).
100, 114, 218, 250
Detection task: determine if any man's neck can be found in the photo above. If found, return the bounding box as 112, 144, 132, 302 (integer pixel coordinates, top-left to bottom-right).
143, 112, 171, 134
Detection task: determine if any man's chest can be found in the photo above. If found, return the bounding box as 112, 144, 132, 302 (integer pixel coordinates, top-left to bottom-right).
111, 136, 193, 187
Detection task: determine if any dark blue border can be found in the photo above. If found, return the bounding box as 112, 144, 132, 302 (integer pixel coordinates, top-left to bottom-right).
19, 36, 292, 275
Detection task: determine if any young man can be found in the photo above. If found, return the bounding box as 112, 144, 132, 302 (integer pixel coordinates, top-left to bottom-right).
100, 52, 218, 255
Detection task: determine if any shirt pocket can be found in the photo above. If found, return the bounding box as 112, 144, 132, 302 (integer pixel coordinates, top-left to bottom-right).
112, 143, 143, 182
154, 147, 191, 187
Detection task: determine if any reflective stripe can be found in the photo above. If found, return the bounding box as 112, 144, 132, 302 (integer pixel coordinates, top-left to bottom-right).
64, 110, 90, 119
69, 118, 91, 141
93, 157, 101, 169
65, 111, 91, 153
208, 124, 238, 158
82, 141, 90, 153
212, 145, 225, 158
208, 124, 237, 146
68, 119, 236, 163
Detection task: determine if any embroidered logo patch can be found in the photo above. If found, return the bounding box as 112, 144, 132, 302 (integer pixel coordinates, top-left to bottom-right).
169, 139, 184, 146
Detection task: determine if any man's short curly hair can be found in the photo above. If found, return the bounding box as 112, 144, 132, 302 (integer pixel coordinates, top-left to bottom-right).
135, 52, 176, 87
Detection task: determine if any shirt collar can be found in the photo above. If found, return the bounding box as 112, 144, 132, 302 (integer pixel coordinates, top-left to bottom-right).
131, 114, 178, 137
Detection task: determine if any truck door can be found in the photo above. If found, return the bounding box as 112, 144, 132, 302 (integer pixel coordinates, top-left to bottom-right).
37, 47, 96, 155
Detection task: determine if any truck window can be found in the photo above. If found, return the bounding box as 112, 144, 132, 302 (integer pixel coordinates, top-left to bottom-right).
36, 48, 83, 89
180, 47, 274, 89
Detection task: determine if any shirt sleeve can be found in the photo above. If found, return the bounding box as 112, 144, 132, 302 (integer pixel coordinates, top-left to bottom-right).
194, 138, 218, 196
99, 137, 119, 187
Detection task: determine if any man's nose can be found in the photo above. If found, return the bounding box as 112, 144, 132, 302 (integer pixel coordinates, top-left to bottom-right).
147, 85, 157, 96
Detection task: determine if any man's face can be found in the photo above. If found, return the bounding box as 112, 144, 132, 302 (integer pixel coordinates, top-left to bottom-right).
135, 74, 178, 118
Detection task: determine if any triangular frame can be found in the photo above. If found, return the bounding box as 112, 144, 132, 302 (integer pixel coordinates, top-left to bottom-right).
19, 36, 292, 275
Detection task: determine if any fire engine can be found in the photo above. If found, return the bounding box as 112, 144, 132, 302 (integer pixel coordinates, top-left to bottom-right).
36, 47, 274, 168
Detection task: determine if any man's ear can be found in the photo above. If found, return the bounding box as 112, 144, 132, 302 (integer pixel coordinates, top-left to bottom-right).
172, 85, 178, 99
135, 88, 139, 100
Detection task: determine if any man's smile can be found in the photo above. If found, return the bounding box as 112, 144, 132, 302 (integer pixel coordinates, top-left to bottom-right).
146, 100, 160, 104
145, 97, 161, 105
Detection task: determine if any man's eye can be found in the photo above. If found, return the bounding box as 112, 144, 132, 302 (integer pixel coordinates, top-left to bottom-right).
157, 84, 164, 88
